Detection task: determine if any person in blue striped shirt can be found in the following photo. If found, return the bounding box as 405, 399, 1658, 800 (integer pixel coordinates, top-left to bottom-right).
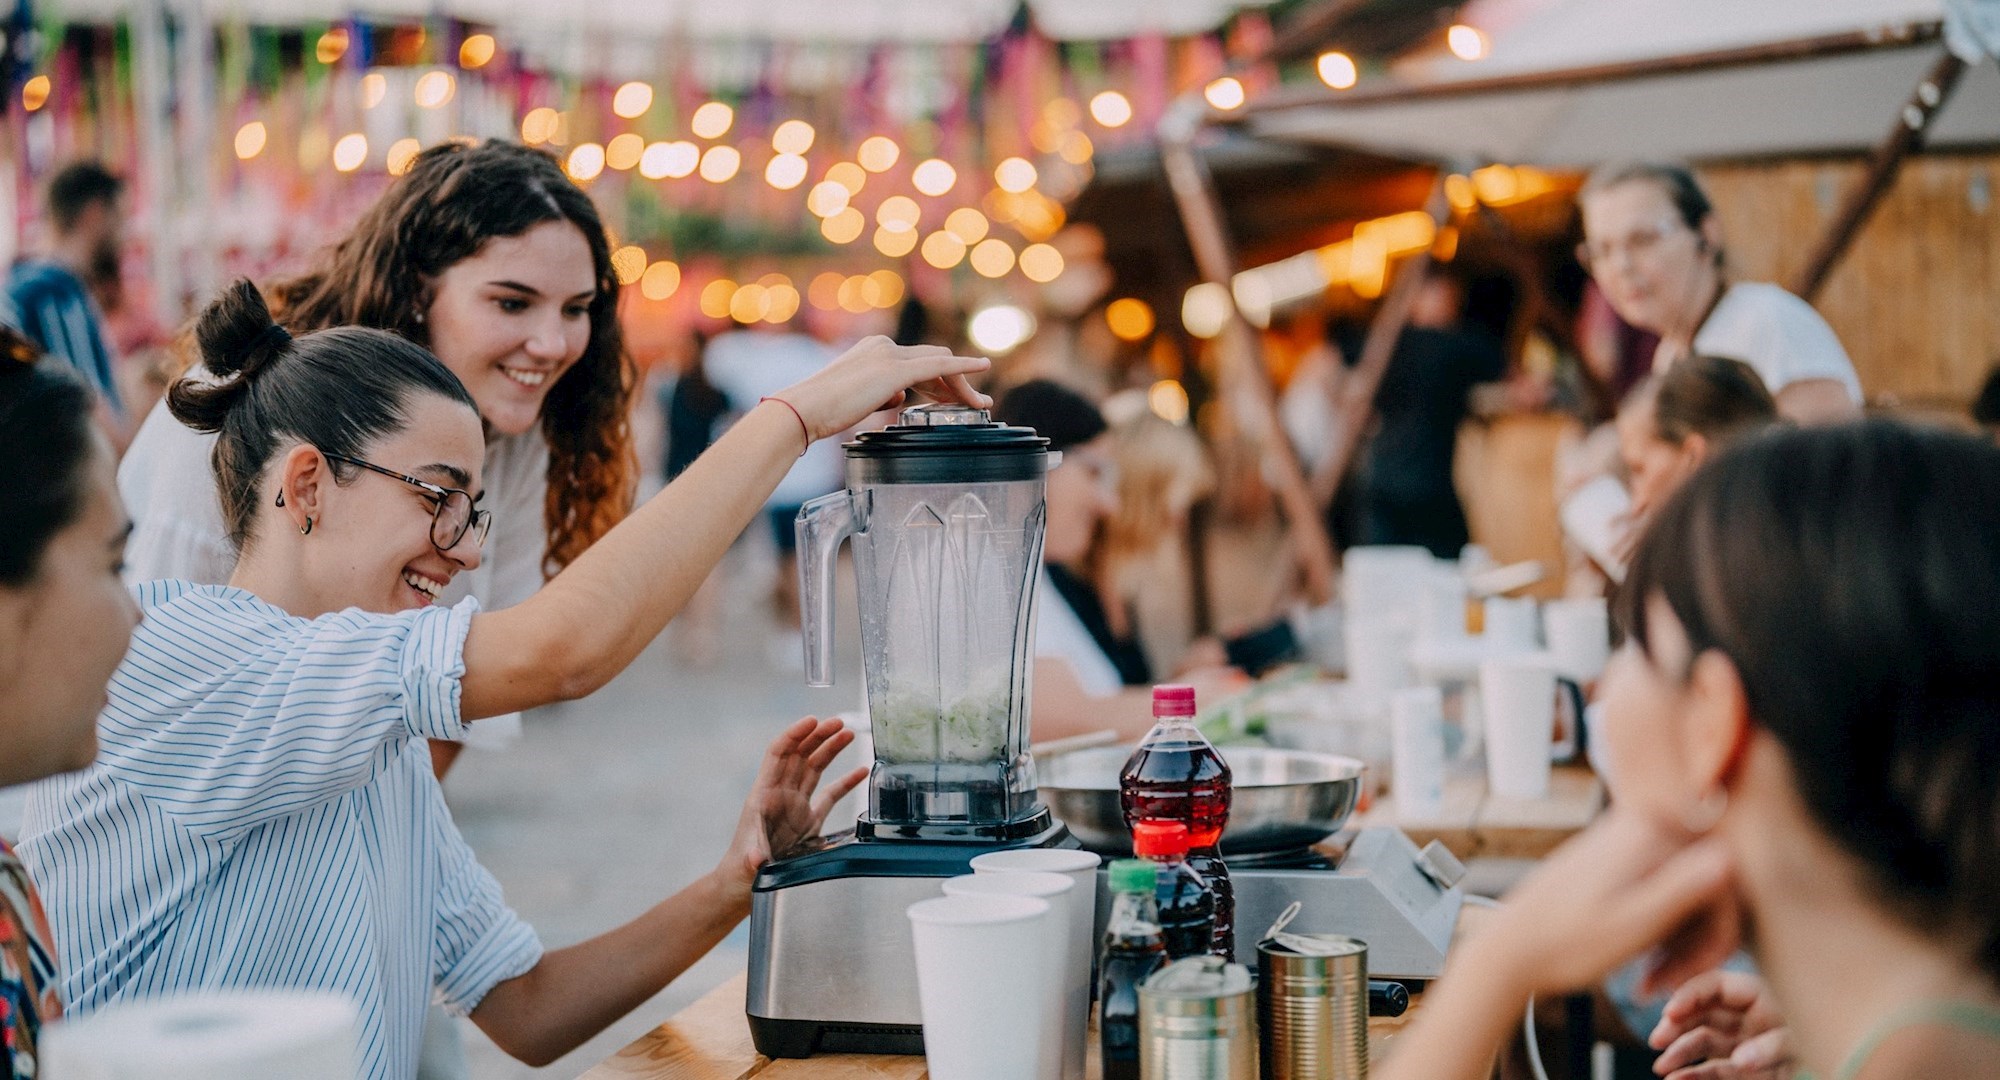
0, 331, 144, 1080
5, 162, 128, 446
21, 281, 992, 1079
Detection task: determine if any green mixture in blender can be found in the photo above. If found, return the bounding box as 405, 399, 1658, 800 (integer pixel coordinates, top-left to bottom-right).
871, 686, 1014, 763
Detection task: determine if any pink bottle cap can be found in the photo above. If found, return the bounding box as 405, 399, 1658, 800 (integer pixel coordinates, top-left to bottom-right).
1152, 684, 1197, 717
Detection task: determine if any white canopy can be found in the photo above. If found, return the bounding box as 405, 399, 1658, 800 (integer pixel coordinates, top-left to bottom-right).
46, 0, 1278, 43
1243, 0, 2000, 166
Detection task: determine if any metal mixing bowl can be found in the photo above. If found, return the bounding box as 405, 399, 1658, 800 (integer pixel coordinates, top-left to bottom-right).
1035, 746, 1365, 856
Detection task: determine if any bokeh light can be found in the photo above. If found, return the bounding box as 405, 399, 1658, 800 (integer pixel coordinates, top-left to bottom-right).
613, 82, 654, 119
1204, 77, 1246, 111
458, 34, 496, 70
858, 136, 901, 173
698, 145, 741, 183
234, 121, 268, 160
691, 101, 735, 139
1089, 91, 1133, 128
333, 133, 369, 172
640, 261, 681, 301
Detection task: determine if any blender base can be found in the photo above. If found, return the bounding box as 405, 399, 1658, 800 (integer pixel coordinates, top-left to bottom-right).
746, 817, 1075, 1058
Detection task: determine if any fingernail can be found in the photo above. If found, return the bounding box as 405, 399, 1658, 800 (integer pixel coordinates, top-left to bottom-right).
1734, 1045, 1769, 1067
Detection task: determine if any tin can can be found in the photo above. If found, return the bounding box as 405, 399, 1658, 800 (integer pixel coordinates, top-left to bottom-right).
1138, 956, 1258, 1079
1256, 933, 1368, 1079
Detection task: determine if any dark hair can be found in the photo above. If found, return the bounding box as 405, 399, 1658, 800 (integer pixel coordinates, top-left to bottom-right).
168, 281, 477, 552
994, 379, 1108, 453
1619, 421, 2000, 980
0, 330, 98, 586
266, 140, 635, 574
1629, 355, 1778, 447
1580, 161, 1723, 268
1975, 364, 2000, 427
47, 161, 123, 234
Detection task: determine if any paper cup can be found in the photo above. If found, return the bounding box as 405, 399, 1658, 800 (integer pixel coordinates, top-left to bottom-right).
942, 873, 1074, 1080
1343, 619, 1413, 703
969, 849, 1100, 1080
1481, 596, 1540, 650
1479, 659, 1557, 799
1391, 686, 1448, 820
909, 894, 1054, 1080
1543, 597, 1611, 683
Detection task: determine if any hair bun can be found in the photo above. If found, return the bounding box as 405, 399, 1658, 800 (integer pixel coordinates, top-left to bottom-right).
168, 280, 294, 433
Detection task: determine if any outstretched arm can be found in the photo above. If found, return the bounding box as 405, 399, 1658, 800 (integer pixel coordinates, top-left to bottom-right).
470, 717, 865, 1066
459, 339, 989, 720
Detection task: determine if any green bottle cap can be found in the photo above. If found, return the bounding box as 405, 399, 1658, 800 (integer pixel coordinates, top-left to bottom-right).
1108, 858, 1158, 893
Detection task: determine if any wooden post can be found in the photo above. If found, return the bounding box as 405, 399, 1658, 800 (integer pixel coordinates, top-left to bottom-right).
1791, 49, 1968, 302
1159, 99, 1340, 606
1307, 176, 1453, 509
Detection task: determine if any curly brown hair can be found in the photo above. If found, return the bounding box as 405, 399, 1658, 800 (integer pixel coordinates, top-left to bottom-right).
266, 140, 635, 574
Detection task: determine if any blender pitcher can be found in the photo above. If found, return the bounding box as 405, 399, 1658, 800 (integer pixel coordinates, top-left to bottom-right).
797, 403, 1054, 833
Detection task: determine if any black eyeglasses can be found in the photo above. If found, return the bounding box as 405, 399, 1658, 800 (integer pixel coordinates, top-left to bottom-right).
322, 452, 492, 553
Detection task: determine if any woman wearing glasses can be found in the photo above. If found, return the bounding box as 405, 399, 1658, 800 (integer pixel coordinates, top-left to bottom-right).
21, 282, 991, 1080
1576, 162, 1861, 424
119, 141, 633, 776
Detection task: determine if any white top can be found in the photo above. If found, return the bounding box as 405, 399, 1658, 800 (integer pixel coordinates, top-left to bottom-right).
1033, 572, 1124, 698
1666, 281, 1864, 403
117, 399, 551, 746
20, 582, 542, 1080
702, 330, 845, 508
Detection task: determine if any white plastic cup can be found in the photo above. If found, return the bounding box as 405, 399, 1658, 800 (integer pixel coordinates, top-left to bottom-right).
1479, 659, 1557, 799
908, 894, 1054, 1080
969, 849, 1102, 1080
941, 872, 1076, 1080
1342, 546, 1434, 634
1543, 598, 1611, 683
1417, 564, 1470, 641
1343, 619, 1413, 703
1481, 596, 1540, 649
1391, 686, 1448, 820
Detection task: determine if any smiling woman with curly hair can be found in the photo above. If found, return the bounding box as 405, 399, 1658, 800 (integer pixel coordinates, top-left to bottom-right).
117, 140, 636, 774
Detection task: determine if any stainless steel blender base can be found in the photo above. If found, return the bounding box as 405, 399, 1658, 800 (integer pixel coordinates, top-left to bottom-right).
746, 820, 1075, 1058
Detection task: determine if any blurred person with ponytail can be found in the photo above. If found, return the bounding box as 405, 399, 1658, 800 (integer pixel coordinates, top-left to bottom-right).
118, 140, 634, 776
22, 281, 989, 1080
0, 330, 143, 1079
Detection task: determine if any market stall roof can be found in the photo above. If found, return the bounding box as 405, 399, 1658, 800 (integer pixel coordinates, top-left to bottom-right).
1234, 0, 2000, 166
49, 0, 1281, 42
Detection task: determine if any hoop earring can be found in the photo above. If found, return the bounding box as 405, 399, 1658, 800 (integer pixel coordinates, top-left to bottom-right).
1681, 787, 1728, 833
301, 517, 314, 536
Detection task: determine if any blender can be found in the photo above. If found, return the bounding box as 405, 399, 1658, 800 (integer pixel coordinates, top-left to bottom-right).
746, 403, 1076, 1058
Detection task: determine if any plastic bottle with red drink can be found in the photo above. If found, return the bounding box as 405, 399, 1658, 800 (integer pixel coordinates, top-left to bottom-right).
1131, 821, 1215, 960
1119, 683, 1235, 958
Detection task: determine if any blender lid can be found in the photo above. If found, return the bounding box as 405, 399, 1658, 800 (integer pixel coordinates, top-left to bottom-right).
845, 403, 1052, 485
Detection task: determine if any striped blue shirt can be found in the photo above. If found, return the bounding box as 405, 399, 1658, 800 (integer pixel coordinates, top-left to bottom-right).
4, 260, 121, 413
19, 582, 542, 1080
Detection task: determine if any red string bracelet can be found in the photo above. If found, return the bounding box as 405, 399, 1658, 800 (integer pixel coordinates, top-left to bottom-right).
760, 396, 810, 457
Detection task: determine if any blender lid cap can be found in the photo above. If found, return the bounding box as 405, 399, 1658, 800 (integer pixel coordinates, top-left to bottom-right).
1132, 820, 1192, 858
844, 402, 1051, 485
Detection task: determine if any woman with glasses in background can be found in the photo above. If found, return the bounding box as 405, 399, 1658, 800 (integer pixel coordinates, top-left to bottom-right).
22, 281, 990, 1080
1576, 162, 1861, 424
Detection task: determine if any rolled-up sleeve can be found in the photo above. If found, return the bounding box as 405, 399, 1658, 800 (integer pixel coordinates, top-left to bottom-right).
431, 809, 543, 1015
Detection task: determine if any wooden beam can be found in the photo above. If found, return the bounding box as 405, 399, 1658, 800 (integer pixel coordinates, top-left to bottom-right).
1791, 49, 1969, 302
1159, 100, 1341, 606
1226, 22, 1943, 124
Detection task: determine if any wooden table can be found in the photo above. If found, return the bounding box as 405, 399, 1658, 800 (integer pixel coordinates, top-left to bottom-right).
1353, 763, 1603, 862
580, 910, 1495, 1079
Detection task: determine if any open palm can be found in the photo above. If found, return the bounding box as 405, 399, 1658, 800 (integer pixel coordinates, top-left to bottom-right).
721, 717, 867, 891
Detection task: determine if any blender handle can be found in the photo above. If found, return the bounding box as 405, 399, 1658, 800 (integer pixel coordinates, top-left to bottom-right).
796, 491, 855, 688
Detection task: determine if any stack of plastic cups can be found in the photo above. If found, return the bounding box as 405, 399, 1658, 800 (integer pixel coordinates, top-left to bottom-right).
968, 848, 1102, 1080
